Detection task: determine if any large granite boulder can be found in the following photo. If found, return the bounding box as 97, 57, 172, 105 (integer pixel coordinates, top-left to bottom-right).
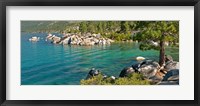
119, 67, 135, 77
158, 69, 179, 85
46, 33, 52, 41
60, 37, 71, 45
52, 36, 61, 44
162, 69, 179, 81
148, 71, 165, 84
131, 62, 141, 72
137, 60, 160, 79
158, 80, 179, 85
164, 61, 179, 72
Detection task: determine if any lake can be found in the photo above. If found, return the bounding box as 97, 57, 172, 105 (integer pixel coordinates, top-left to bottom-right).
21, 32, 179, 85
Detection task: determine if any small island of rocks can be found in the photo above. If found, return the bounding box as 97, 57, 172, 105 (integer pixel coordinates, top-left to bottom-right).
45, 33, 114, 46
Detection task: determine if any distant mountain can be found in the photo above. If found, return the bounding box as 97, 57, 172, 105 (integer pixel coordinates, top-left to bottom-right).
21, 21, 78, 32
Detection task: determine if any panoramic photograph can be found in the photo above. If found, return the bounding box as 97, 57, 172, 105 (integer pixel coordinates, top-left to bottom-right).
21, 21, 179, 85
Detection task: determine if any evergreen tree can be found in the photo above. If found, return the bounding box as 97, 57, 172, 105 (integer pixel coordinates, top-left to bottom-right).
79, 22, 87, 33
98, 22, 103, 34
121, 21, 130, 33
87, 22, 96, 33
134, 21, 179, 66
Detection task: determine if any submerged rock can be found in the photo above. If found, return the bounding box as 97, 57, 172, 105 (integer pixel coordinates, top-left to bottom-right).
136, 56, 145, 61
29, 36, 40, 42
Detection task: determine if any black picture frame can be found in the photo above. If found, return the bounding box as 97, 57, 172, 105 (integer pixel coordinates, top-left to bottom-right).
0, 0, 199, 106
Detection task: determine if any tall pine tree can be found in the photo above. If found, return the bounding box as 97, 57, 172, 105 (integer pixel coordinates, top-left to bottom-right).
134, 21, 179, 66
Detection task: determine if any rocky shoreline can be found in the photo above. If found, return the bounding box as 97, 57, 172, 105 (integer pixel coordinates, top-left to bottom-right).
84, 55, 179, 85
45, 33, 114, 46
27, 33, 179, 85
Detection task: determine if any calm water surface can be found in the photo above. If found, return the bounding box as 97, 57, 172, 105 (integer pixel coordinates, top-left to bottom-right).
21, 33, 179, 85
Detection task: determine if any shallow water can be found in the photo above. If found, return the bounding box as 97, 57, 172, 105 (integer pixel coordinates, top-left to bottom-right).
21, 33, 179, 85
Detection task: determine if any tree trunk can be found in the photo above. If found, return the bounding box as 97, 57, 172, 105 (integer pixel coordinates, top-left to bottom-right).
159, 37, 165, 67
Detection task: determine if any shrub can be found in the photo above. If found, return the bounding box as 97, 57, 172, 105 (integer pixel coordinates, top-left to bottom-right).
80, 74, 112, 85
80, 73, 151, 85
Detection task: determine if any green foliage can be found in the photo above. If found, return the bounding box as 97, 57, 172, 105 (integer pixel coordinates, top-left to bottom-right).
21, 21, 179, 43
133, 21, 179, 66
80, 73, 151, 85
79, 22, 87, 33
138, 42, 160, 51
120, 21, 130, 33
134, 21, 179, 44
103, 33, 132, 41
97, 22, 103, 33
80, 74, 113, 85
114, 73, 150, 85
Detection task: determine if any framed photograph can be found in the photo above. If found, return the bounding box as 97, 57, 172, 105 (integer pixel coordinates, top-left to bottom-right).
0, 0, 199, 106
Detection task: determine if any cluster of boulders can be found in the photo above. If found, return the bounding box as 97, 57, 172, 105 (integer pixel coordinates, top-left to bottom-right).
85, 55, 179, 85
45, 33, 114, 46
29, 36, 40, 42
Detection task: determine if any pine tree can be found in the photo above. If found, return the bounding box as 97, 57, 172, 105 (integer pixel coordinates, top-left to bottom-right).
134, 21, 179, 66
79, 22, 87, 33
121, 21, 130, 33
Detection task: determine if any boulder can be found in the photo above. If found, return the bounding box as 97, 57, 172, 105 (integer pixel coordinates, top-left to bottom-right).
52, 36, 61, 44
131, 62, 141, 72
165, 55, 173, 62
92, 34, 97, 37
162, 69, 179, 81
86, 68, 100, 79
102, 74, 108, 79
61, 37, 71, 45
167, 75, 179, 81
79, 42, 85, 46
158, 80, 179, 85
29, 36, 40, 42
148, 71, 165, 84
96, 33, 101, 38
46, 33, 52, 39
137, 60, 160, 79
136, 56, 145, 61
106, 40, 111, 45
119, 67, 135, 77
110, 76, 116, 80
164, 61, 179, 72
93, 38, 99, 44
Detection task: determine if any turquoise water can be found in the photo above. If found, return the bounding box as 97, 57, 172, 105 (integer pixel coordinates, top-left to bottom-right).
21, 33, 179, 85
